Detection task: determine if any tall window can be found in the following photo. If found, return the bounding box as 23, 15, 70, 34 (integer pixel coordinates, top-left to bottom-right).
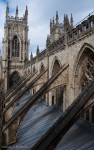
12, 36, 19, 57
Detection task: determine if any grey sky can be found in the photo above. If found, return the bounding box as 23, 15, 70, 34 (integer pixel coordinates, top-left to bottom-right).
0, 0, 94, 56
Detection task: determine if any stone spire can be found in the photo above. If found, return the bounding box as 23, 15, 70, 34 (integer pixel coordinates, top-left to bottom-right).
66, 14, 70, 26
53, 17, 55, 26
56, 11, 59, 24
25, 5, 28, 22
63, 14, 66, 27
36, 45, 39, 55
6, 2, 9, 18
70, 13, 73, 28
15, 6, 18, 18
30, 51, 33, 59
50, 19, 52, 33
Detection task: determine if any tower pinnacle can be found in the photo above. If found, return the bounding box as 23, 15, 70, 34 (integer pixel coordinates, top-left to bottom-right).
53, 17, 55, 26
15, 6, 18, 18
70, 13, 73, 27
25, 5, 28, 22
50, 19, 52, 33
6, 2, 9, 18
36, 45, 39, 55
56, 11, 59, 24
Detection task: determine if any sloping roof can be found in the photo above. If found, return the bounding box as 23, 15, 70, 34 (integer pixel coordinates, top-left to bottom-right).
9, 93, 94, 150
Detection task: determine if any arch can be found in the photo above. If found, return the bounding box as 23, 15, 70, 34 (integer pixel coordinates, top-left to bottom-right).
50, 56, 64, 108
51, 56, 62, 76
12, 35, 20, 57
74, 43, 94, 76
74, 43, 94, 94
74, 43, 94, 123
9, 71, 20, 88
40, 63, 45, 73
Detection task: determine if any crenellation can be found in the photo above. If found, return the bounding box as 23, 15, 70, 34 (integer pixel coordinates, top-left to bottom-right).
67, 15, 94, 45
47, 35, 65, 54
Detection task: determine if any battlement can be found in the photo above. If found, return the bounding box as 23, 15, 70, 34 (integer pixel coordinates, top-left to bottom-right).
6, 3, 28, 24
6, 16, 26, 22
67, 12, 94, 45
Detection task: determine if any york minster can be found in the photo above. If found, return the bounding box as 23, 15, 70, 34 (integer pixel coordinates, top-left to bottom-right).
0, 0, 94, 149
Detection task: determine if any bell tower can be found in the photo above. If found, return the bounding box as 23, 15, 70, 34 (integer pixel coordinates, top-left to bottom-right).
2, 3, 29, 91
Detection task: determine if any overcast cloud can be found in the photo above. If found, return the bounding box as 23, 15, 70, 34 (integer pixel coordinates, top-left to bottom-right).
0, 0, 94, 56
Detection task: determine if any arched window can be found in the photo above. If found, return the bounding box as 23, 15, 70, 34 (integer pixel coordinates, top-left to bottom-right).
12, 36, 19, 57
52, 59, 61, 76
10, 71, 20, 88
75, 46, 94, 123
80, 52, 94, 91
51, 59, 64, 108
40, 64, 45, 73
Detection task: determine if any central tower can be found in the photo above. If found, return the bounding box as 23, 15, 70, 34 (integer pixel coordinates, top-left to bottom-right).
2, 3, 29, 91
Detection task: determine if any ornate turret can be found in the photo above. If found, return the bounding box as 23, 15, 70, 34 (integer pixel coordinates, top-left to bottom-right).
15, 6, 18, 18
56, 11, 59, 24
6, 2, 9, 18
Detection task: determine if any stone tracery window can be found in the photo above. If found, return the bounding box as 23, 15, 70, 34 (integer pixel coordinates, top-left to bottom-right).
12, 35, 19, 57
81, 54, 94, 91
75, 48, 94, 124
